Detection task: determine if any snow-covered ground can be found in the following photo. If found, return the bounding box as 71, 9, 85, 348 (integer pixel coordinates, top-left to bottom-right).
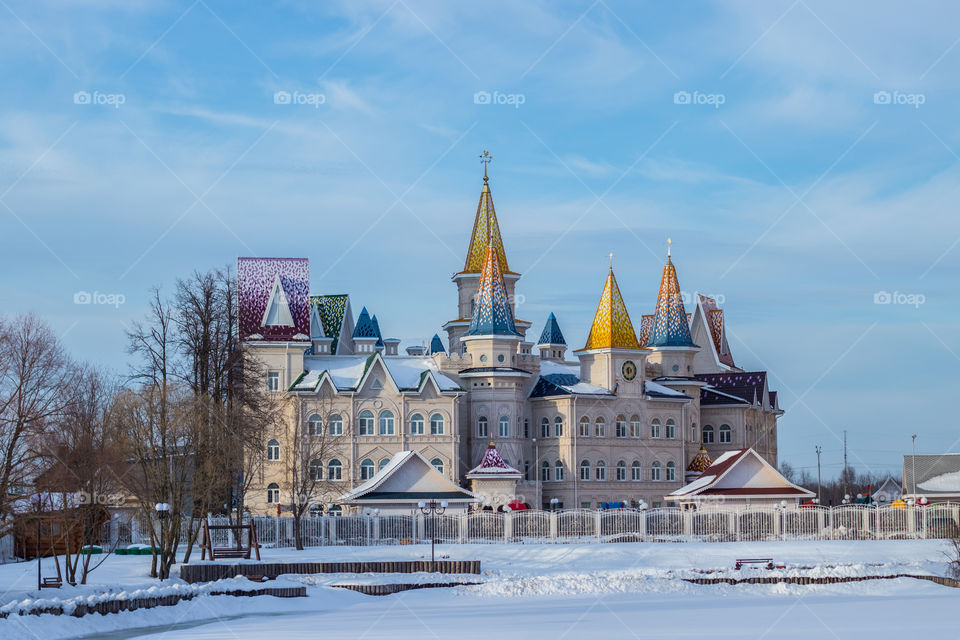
1, 540, 956, 639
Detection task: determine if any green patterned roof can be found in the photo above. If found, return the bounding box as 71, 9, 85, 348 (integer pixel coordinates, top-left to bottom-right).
310, 294, 349, 354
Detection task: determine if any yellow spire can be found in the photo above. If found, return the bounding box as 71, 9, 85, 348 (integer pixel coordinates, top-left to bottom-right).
463, 153, 511, 274
582, 263, 641, 350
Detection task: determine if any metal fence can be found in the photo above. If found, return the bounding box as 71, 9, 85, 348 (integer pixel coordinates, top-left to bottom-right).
4, 505, 956, 561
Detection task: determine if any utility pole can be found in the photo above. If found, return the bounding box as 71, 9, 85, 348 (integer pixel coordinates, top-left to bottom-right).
842, 430, 848, 493
815, 445, 822, 503
911, 434, 917, 496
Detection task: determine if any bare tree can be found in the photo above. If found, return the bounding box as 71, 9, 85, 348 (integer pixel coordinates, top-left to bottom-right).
0, 314, 76, 538
286, 395, 346, 550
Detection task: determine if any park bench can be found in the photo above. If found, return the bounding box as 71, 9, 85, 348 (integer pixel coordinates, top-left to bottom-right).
735, 558, 774, 570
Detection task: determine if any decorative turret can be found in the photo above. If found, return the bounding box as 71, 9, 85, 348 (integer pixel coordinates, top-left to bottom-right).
429, 334, 446, 355
353, 307, 379, 353
370, 314, 385, 350
465, 243, 519, 337
685, 445, 713, 483
537, 312, 567, 361
309, 304, 333, 354
645, 240, 700, 380
575, 257, 646, 393
465, 440, 522, 510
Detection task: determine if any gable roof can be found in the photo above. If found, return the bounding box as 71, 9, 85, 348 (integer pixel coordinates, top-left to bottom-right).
529, 360, 615, 398
693, 294, 736, 368
238, 257, 310, 341
289, 352, 463, 393
537, 312, 566, 346
669, 448, 814, 500
340, 450, 478, 503
903, 454, 960, 495
697, 371, 771, 408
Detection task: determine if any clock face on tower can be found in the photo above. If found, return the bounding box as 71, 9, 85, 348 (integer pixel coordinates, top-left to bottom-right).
621, 360, 637, 381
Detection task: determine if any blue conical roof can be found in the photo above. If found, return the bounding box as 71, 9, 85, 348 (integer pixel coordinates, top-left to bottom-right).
353, 307, 378, 339
429, 334, 445, 354
537, 312, 566, 346
371, 314, 384, 347
648, 254, 696, 348
465, 244, 520, 337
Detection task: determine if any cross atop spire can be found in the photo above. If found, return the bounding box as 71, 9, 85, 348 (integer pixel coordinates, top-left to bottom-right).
465, 242, 519, 337
648, 241, 696, 348
462, 153, 512, 274
582, 262, 641, 350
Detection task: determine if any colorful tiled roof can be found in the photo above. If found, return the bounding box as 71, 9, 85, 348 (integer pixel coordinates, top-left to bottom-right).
371, 314, 384, 348
467, 443, 522, 477
637, 314, 654, 347
238, 257, 310, 341
537, 312, 566, 346
465, 243, 520, 337
648, 246, 696, 348
687, 446, 713, 472
582, 267, 641, 350
462, 174, 512, 274
697, 371, 770, 407
699, 295, 735, 367
353, 307, 378, 339
310, 294, 349, 353
429, 334, 445, 355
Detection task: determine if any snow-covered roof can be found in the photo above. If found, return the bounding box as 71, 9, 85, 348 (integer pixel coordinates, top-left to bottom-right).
340, 450, 477, 503
645, 380, 689, 398
530, 360, 614, 398
904, 454, 960, 496
669, 448, 814, 500
290, 353, 463, 393
466, 443, 522, 478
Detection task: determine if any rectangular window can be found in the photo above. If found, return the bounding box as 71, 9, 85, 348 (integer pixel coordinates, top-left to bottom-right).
267, 371, 280, 392
499, 418, 509, 438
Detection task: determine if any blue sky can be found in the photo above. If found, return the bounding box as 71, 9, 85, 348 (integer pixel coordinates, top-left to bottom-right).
1, 1, 958, 478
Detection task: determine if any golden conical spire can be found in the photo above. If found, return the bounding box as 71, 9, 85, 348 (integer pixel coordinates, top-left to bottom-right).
583, 263, 641, 350
463, 153, 511, 274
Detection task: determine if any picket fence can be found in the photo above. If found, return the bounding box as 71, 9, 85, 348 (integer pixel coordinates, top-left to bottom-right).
111, 504, 960, 549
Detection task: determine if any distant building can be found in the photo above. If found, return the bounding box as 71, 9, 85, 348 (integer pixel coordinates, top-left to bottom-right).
239, 163, 785, 514
871, 477, 902, 504
903, 454, 960, 502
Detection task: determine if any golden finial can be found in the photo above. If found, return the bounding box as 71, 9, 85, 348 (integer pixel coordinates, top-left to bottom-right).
480, 150, 492, 182
609, 252, 614, 271
667, 237, 672, 259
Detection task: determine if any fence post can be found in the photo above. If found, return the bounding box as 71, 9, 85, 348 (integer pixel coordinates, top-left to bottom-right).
504, 512, 512, 543
827, 507, 834, 540
373, 515, 380, 545
550, 511, 558, 539
734, 510, 741, 542
458, 512, 466, 543
416, 513, 425, 542
595, 511, 602, 540
682, 509, 692, 538
639, 510, 647, 542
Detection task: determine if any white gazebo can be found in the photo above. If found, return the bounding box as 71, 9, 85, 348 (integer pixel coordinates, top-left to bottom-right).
339, 450, 478, 515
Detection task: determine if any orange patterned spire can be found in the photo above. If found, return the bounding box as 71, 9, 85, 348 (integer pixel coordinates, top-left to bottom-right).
462, 155, 511, 274
583, 264, 641, 350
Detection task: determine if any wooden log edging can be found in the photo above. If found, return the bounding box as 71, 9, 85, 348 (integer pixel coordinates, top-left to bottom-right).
0, 585, 306, 620
179, 560, 482, 584
332, 582, 481, 596
683, 574, 960, 588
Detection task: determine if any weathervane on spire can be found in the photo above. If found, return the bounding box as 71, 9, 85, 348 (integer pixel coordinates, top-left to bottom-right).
480, 150, 492, 181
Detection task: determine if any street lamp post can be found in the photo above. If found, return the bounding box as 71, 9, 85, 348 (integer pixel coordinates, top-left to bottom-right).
418, 500, 448, 569
911, 435, 918, 497
550, 497, 559, 512
532, 437, 540, 510
154, 502, 171, 581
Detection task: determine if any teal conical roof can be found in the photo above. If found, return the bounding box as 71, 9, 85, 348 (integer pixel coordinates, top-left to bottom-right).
429, 334, 445, 354
648, 248, 696, 348
353, 307, 378, 339
537, 312, 566, 346
465, 243, 519, 337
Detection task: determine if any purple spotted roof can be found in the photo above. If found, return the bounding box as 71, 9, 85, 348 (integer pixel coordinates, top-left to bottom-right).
468, 443, 521, 476
238, 257, 310, 341
697, 371, 772, 407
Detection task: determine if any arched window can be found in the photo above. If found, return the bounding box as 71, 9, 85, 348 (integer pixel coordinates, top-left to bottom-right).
554, 416, 563, 437
595, 417, 606, 437
379, 410, 395, 435
430, 413, 444, 435
308, 459, 322, 481
478, 416, 489, 438
328, 459, 342, 481
580, 459, 591, 481
595, 460, 606, 481
307, 414, 322, 436
540, 417, 550, 438
379, 457, 390, 471
266, 483, 280, 504
266, 439, 280, 461
666, 461, 676, 481
666, 419, 676, 439
410, 413, 424, 435
631, 461, 642, 481
630, 415, 641, 438
719, 424, 732, 444
541, 460, 551, 482
703, 424, 714, 444
651, 419, 662, 439
360, 458, 375, 480
615, 415, 627, 438
555, 460, 564, 481
499, 416, 510, 438
328, 414, 343, 435
579, 416, 590, 437
616, 460, 627, 481
431, 458, 444, 474
651, 461, 661, 481
358, 410, 374, 436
